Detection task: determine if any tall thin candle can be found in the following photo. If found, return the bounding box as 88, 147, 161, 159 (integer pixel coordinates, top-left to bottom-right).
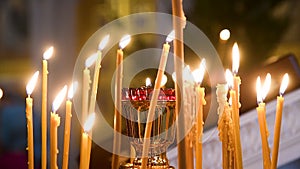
50, 86, 67, 169
79, 113, 96, 169
271, 73, 289, 169
62, 82, 78, 169
256, 76, 271, 169
26, 71, 39, 169
226, 69, 243, 169
42, 46, 53, 169
141, 30, 174, 169
112, 34, 131, 169
192, 59, 206, 169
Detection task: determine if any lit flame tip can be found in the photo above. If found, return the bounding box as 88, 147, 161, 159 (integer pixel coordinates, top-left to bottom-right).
0, 88, 3, 99
256, 76, 262, 103
43, 46, 54, 60
225, 69, 233, 88
26, 71, 39, 95
261, 73, 271, 100
192, 59, 206, 84
280, 73, 289, 95
68, 81, 78, 99
84, 113, 96, 132
52, 85, 67, 112
119, 34, 131, 49
98, 34, 110, 50
166, 30, 175, 43
232, 42, 240, 74
85, 53, 98, 68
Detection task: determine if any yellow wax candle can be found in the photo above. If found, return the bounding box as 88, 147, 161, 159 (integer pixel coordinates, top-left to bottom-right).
42, 46, 53, 169
79, 113, 96, 169
195, 86, 206, 169
25, 71, 39, 169
50, 112, 60, 169
230, 90, 243, 169
82, 67, 90, 123
89, 35, 109, 116
62, 82, 77, 169
226, 69, 243, 169
79, 132, 89, 169
141, 31, 174, 169
271, 73, 289, 169
112, 34, 130, 169
256, 76, 271, 169
50, 86, 67, 169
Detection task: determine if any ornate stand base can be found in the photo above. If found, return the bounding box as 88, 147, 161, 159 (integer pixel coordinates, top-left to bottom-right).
120, 156, 175, 169
120, 163, 174, 169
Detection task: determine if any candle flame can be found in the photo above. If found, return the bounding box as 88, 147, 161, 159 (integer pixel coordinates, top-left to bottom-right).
261, 73, 271, 100
52, 85, 67, 112
225, 69, 233, 88
232, 42, 240, 74
0, 88, 3, 99
166, 30, 175, 43
183, 65, 194, 82
146, 77, 151, 87
279, 73, 289, 95
26, 71, 39, 95
84, 112, 96, 132
160, 74, 168, 87
43, 46, 54, 60
192, 58, 206, 84
68, 81, 78, 99
98, 34, 110, 51
256, 76, 263, 103
119, 34, 131, 49
85, 53, 98, 68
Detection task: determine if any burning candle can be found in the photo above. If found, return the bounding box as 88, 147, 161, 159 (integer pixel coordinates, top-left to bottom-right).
26, 71, 39, 169
79, 113, 96, 169
89, 35, 110, 116
141, 30, 174, 169
82, 54, 97, 123
226, 69, 243, 169
112, 34, 131, 169
50, 86, 67, 169
62, 82, 78, 169
232, 42, 241, 109
271, 73, 289, 169
256, 75, 271, 169
42, 46, 53, 169
192, 59, 206, 169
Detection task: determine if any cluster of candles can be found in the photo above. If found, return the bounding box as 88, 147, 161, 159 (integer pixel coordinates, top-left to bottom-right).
23, 33, 134, 169
22, 28, 289, 169
216, 43, 289, 169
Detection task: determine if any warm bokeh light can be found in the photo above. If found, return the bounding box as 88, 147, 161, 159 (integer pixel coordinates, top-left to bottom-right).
192, 58, 206, 84
98, 34, 110, 51
232, 42, 240, 74
0, 88, 3, 99
26, 71, 39, 95
84, 112, 96, 132
160, 74, 168, 87
146, 77, 151, 87
68, 81, 78, 99
280, 73, 289, 95
85, 53, 98, 68
52, 85, 67, 112
119, 34, 131, 49
225, 69, 233, 88
166, 30, 175, 43
219, 29, 230, 41
43, 46, 54, 60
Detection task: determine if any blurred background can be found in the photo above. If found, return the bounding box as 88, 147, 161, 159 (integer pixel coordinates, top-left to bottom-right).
0, 0, 300, 168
